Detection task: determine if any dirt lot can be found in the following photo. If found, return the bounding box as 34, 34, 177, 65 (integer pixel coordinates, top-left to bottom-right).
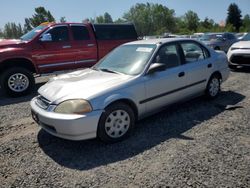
0, 69, 250, 188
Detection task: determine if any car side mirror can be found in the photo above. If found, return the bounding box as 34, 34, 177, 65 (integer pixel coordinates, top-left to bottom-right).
147, 63, 166, 74
39, 33, 52, 42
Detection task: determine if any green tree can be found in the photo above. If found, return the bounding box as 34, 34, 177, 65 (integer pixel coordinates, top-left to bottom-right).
123, 3, 176, 36
175, 16, 191, 34
24, 7, 55, 31
2, 22, 23, 39
96, 15, 105, 23
114, 18, 126, 23
95, 12, 113, 23
226, 3, 242, 32
104, 12, 113, 23
60, 16, 66, 23
241, 14, 250, 32
184, 10, 200, 32
23, 18, 33, 33
0, 29, 3, 38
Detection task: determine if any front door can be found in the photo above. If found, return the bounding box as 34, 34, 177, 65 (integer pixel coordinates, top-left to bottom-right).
33, 25, 76, 73
143, 43, 189, 114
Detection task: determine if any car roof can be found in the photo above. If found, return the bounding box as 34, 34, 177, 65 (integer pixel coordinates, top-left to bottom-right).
124, 38, 196, 45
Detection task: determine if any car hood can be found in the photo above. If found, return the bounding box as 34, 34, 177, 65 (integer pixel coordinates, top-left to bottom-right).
231, 41, 250, 49
0, 39, 26, 48
38, 68, 133, 103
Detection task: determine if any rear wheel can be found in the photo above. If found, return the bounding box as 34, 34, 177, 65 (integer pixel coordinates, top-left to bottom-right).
229, 64, 237, 69
205, 74, 221, 99
0, 67, 35, 97
97, 102, 135, 143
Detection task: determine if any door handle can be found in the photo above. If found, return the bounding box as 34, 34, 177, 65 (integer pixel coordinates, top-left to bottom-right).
62, 45, 71, 49
207, 63, 212, 68
87, 44, 95, 47
178, 72, 185, 77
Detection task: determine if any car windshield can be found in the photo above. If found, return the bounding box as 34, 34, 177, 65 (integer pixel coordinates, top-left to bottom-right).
200, 34, 222, 41
20, 25, 47, 41
242, 33, 250, 41
93, 44, 156, 75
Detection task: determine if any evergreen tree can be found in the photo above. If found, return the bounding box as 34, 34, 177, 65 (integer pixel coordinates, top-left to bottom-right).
226, 3, 242, 32
24, 7, 55, 31
104, 12, 113, 23
60, 16, 66, 23
2, 22, 23, 39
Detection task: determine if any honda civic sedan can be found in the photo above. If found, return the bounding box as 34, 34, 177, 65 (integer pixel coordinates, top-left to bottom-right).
30, 38, 229, 143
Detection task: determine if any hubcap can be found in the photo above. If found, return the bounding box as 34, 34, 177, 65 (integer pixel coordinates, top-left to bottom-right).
105, 110, 130, 138
8, 73, 29, 92
209, 78, 219, 97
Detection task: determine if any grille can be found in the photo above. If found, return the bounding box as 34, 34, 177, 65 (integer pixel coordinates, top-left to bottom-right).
36, 95, 51, 109
230, 54, 250, 65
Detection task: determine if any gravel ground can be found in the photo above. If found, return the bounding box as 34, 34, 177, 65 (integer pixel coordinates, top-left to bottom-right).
0, 69, 250, 188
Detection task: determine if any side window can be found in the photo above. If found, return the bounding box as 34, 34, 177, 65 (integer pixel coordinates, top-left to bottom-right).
228, 33, 236, 40
46, 26, 69, 42
154, 44, 181, 69
71, 26, 90, 40
181, 42, 209, 63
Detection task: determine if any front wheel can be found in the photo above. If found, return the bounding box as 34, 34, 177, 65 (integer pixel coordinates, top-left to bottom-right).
97, 102, 135, 143
205, 75, 221, 99
0, 67, 35, 97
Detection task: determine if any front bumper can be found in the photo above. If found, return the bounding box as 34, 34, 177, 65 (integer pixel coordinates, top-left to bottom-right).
30, 98, 103, 140
228, 49, 250, 67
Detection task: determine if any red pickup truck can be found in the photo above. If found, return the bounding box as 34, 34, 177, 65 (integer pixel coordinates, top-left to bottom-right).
0, 22, 138, 96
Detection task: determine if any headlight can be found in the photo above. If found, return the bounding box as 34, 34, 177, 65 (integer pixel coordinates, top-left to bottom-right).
54, 99, 92, 114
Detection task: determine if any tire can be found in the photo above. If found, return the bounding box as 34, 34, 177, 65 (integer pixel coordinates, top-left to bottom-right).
97, 102, 135, 143
205, 74, 221, 99
0, 67, 35, 97
229, 64, 237, 69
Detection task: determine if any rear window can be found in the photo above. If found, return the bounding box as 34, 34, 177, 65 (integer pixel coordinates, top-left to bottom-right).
71, 25, 90, 40
94, 24, 138, 40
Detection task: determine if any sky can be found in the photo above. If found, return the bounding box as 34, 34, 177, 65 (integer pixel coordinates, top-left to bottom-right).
0, 0, 250, 29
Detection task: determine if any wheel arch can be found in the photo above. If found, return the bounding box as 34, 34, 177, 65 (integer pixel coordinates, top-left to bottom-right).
210, 71, 222, 81
102, 96, 139, 121
0, 58, 37, 74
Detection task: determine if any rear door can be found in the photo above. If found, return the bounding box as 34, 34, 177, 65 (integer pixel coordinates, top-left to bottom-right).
33, 25, 76, 73
70, 24, 98, 68
178, 41, 213, 94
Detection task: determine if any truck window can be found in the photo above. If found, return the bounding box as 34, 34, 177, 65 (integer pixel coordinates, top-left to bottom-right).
71, 25, 90, 40
94, 24, 138, 40
46, 26, 69, 42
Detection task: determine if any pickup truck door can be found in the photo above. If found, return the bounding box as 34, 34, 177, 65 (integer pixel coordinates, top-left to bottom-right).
33, 25, 76, 73
69, 24, 98, 68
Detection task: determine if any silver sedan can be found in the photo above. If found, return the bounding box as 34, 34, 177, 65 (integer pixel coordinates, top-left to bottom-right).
30, 38, 229, 143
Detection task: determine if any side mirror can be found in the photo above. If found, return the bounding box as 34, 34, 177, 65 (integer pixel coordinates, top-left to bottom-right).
39, 33, 52, 42
147, 63, 166, 74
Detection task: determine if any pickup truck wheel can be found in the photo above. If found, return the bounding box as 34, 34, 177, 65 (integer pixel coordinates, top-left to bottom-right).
97, 102, 135, 143
1, 67, 35, 97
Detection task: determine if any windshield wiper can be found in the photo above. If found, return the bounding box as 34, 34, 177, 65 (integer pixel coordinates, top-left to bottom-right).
99, 68, 119, 74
